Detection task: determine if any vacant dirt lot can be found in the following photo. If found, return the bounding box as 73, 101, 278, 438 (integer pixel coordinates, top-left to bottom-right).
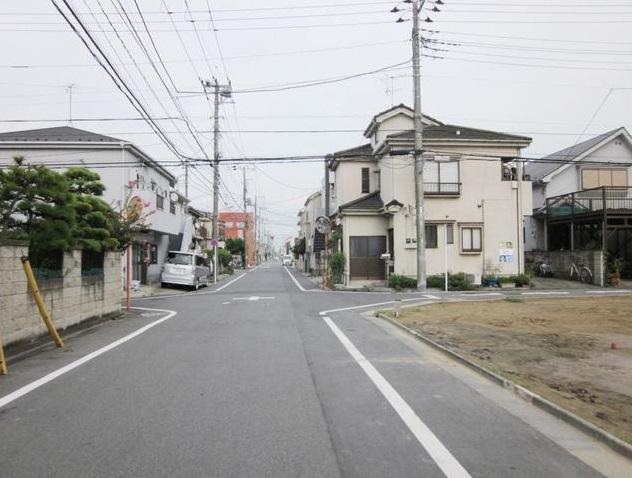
388, 297, 632, 444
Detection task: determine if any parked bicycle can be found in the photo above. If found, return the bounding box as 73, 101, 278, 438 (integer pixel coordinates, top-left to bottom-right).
569, 256, 593, 283
533, 258, 554, 277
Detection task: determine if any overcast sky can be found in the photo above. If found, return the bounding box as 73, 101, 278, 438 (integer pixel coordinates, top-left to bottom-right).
1, 0, 631, 247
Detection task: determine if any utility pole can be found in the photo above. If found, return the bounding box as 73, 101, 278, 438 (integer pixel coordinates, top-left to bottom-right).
202, 78, 231, 282
212, 79, 220, 282
242, 167, 248, 269
412, 0, 427, 291
254, 195, 258, 265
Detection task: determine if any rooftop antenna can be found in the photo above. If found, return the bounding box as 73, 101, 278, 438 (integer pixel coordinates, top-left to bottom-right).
66, 84, 75, 125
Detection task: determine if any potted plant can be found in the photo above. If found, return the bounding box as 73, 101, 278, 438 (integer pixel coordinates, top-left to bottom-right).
608, 258, 624, 287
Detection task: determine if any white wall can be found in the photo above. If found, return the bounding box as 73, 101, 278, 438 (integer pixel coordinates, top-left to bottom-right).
332, 160, 378, 207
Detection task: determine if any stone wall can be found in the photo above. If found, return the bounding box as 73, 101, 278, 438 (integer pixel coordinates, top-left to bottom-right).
525, 250, 605, 286
0, 242, 121, 346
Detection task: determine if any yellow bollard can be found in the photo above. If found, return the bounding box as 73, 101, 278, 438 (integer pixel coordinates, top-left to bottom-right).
21, 257, 64, 348
0, 329, 7, 375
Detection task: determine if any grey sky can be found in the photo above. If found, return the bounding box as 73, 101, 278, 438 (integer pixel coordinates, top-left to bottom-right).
1, 0, 631, 246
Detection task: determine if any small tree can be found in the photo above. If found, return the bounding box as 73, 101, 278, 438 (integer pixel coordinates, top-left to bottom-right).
0, 157, 74, 254
64, 168, 119, 252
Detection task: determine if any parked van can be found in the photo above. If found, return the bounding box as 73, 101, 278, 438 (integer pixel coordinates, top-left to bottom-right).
161, 251, 211, 290
282, 255, 293, 266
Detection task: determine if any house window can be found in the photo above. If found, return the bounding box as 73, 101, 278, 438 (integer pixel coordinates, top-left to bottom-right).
461, 227, 482, 253
446, 224, 454, 244
169, 200, 176, 214
423, 160, 460, 195
149, 244, 158, 264
581, 168, 627, 189
425, 224, 438, 248
361, 167, 370, 193
156, 193, 164, 210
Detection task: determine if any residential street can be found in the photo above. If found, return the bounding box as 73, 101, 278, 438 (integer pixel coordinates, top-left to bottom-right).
0, 264, 630, 478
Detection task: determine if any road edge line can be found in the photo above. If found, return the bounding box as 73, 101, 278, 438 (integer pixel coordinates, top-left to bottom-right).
0, 307, 177, 410
322, 316, 472, 478
283, 266, 306, 292
376, 312, 632, 461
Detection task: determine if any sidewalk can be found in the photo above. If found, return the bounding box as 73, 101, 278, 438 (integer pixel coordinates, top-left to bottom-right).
130, 273, 233, 298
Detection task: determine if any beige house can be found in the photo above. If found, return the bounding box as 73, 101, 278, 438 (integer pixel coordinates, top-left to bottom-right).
327, 105, 532, 284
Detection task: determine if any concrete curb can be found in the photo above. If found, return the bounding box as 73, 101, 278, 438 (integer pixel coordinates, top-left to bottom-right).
377, 312, 632, 461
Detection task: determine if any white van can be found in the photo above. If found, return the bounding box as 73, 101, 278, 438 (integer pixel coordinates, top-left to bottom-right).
282, 255, 293, 266
161, 251, 211, 290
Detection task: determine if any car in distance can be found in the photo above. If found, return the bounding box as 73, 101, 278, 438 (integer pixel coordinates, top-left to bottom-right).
161, 251, 211, 290
282, 254, 293, 266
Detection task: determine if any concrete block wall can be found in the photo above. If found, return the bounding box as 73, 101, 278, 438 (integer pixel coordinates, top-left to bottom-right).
0, 243, 122, 346
525, 250, 604, 286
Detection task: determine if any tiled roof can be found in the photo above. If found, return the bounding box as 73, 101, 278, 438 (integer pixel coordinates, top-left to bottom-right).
332, 142, 373, 158
527, 128, 624, 181
0, 126, 123, 143
389, 125, 531, 142
339, 191, 383, 211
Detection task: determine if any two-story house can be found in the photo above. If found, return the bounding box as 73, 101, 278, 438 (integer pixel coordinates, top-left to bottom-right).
327, 104, 532, 284
526, 127, 632, 277
297, 191, 325, 275
0, 126, 195, 284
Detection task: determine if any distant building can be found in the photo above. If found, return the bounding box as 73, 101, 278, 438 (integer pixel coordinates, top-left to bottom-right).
219, 211, 255, 267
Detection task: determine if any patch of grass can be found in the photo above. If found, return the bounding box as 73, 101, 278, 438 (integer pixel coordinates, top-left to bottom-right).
504, 296, 524, 303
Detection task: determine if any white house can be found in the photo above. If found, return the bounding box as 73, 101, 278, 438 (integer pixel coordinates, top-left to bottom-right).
326, 104, 533, 284
526, 128, 632, 277
0, 126, 195, 284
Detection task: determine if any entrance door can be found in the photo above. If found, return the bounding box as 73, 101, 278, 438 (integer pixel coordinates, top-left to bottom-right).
349, 236, 386, 280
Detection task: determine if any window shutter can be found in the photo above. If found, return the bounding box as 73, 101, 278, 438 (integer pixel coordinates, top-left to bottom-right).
423, 161, 439, 183
581, 169, 599, 189
441, 161, 459, 183
612, 169, 627, 187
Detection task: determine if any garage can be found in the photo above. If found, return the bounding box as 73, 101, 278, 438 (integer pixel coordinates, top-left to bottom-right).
349, 236, 386, 280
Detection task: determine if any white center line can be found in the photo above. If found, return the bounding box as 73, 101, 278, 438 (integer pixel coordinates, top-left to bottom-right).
0, 307, 177, 410
322, 316, 471, 478
589, 289, 631, 294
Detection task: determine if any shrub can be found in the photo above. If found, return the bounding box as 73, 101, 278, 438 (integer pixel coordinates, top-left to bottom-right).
329, 252, 345, 284
448, 272, 475, 291
426, 274, 444, 289
389, 274, 417, 290
514, 274, 531, 287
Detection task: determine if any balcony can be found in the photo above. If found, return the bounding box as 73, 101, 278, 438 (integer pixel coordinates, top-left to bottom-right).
545, 186, 632, 219
424, 182, 461, 196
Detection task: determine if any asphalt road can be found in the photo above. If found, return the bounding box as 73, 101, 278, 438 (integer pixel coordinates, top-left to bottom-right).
0, 264, 630, 477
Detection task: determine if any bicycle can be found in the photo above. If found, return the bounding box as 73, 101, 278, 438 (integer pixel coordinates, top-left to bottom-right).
569, 257, 593, 283
533, 258, 554, 277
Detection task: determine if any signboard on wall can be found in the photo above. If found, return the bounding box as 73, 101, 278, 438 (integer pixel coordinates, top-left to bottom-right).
498, 241, 514, 263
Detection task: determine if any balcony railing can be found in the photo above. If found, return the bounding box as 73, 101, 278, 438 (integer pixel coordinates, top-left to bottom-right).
424, 182, 461, 196
545, 186, 632, 218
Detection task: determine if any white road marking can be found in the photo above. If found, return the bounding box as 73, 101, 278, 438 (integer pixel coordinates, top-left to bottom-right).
319, 297, 433, 316
322, 316, 471, 478
424, 294, 440, 299
589, 289, 631, 294
522, 291, 570, 296
460, 292, 502, 297
232, 296, 275, 302
0, 307, 177, 410
133, 273, 247, 301
213, 272, 248, 292
284, 266, 306, 292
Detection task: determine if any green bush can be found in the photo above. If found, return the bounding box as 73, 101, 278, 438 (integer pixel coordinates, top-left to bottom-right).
514, 274, 531, 287
206, 248, 235, 275
329, 252, 345, 284
426, 274, 444, 289
389, 274, 417, 290
426, 273, 475, 291
448, 272, 475, 291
